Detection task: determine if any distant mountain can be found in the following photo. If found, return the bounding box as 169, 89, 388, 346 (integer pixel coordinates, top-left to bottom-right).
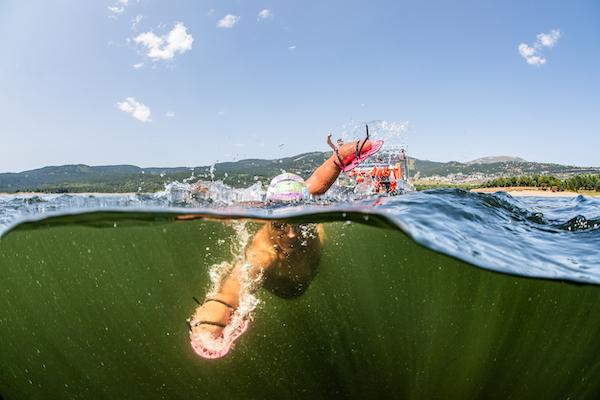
410, 158, 599, 181
0, 152, 328, 193
467, 156, 527, 164
0, 152, 598, 193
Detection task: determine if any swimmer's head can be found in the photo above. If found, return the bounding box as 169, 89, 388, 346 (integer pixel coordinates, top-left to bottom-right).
270, 221, 304, 239
266, 173, 309, 203
269, 221, 318, 247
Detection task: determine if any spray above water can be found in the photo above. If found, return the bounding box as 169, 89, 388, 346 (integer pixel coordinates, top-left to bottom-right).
335, 120, 409, 147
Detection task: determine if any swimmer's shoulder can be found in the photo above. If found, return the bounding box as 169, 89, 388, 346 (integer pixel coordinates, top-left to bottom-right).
245, 224, 278, 266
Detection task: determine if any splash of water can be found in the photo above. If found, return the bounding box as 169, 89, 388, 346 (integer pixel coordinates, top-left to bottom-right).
334, 119, 409, 147
209, 162, 216, 181
162, 179, 265, 206
366, 120, 410, 146
191, 220, 262, 358
182, 167, 196, 183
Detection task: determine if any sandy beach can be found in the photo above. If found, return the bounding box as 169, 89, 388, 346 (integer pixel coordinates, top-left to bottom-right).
472, 187, 598, 197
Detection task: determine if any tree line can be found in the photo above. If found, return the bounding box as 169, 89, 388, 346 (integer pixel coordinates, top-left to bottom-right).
482, 174, 600, 192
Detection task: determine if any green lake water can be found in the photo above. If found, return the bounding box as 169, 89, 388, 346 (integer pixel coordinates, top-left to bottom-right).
1, 213, 600, 399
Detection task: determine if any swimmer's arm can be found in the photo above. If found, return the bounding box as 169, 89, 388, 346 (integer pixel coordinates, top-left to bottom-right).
305, 158, 341, 195
244, 224, 279, 269
306, 139, 370, 195
215, 225, 278, 307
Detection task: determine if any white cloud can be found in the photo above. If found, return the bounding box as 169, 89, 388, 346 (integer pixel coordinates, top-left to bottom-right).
258, 9, 272, 20
518, 43, 536, 58
536, 29, 561, 48
132, 62, 144, 69
108, 6, 125, 14
518, 29, 560, 66
166, 111, 175, 118
217, 14, 240, 29
131, 14, 143, 30
518, 43, 546, 65
288, 45, 296, 51
108, 0, 129, 15
134, 22, 193, 61
116, 97, 152, 122
527, 55, 546, 66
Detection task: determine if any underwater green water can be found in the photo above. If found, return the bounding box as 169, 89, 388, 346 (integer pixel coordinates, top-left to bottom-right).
1, 214, 600, 399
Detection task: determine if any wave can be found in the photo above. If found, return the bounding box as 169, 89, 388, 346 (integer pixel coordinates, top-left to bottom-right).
2, 189, 599, 284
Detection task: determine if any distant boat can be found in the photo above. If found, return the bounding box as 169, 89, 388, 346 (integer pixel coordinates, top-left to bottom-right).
338, 145, 415, 195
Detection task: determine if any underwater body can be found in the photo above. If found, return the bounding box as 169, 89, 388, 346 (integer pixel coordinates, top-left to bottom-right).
1, 189, 600, 399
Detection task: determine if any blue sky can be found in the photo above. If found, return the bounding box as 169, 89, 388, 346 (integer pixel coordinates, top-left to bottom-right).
1, 0, 599, 172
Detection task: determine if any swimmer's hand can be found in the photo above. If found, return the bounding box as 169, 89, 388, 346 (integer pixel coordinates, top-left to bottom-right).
326, 133, 336, 151
336, 139, 373, 164
189, 299, 233, 338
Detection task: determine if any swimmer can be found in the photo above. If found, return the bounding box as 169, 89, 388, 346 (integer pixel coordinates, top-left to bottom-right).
188, 133, 381, 358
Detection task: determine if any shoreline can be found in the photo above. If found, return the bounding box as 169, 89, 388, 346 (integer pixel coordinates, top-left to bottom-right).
471, 187, 598, 197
